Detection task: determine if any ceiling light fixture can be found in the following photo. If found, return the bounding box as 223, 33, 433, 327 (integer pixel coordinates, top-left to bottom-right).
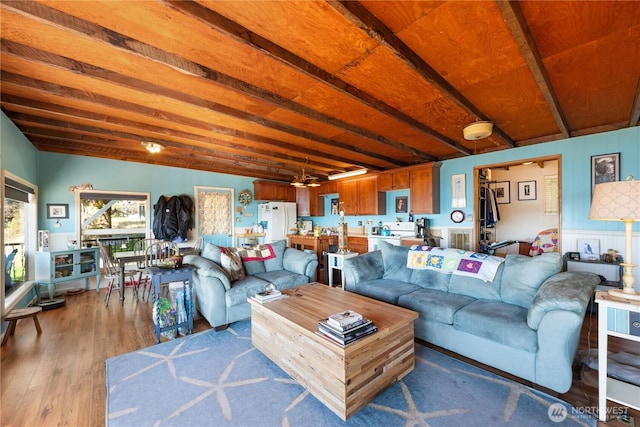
327, 169, 368, 181
141, 141, 164, 154
463, 121, 493, 140
291, 157, 320, 187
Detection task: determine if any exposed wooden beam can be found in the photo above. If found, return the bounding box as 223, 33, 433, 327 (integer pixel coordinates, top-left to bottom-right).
0, 40, 400, 168
630, 77, 640, 127
0, 94, 342, 174
329, 0, 515, 149
497, 0, 570, 139
164, 0, 468, 157
1, 70, 387, 172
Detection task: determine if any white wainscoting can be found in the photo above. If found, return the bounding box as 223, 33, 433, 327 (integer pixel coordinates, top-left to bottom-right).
562, 229, 638, 290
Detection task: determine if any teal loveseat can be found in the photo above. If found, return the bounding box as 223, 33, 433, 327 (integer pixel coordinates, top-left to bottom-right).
343, 241, 599, 393
184, 240, 317, 329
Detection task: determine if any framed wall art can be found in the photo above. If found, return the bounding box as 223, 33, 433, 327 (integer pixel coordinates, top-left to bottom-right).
395, 196, 408, 213
517, 181, 537, 201
492, 181, 510, 204
591, 152, 619, 195
451, 173, 466, 208
46, 203, 69, 219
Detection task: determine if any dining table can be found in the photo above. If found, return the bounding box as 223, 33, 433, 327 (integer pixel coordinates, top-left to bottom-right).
113, 251, 145, 303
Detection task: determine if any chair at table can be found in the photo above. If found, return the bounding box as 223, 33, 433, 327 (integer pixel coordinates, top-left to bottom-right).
140, 241, 177, 301
133, 238, 160, 302
99, 245, 140, 307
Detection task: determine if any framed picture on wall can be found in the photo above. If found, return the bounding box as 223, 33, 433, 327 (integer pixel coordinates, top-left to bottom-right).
331, 198, 339, 215
517, 181, 537, 201
451, 173, 466, 208
591, 152, 619, 195
395, 196, 408, 213
492, 181, 510, 204
46, 203, 69, 219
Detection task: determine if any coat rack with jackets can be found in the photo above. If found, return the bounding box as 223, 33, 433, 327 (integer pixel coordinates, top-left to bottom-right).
153, 195, 194, 243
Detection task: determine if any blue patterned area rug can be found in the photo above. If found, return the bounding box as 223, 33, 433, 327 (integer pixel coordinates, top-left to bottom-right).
106, 320, 595, 427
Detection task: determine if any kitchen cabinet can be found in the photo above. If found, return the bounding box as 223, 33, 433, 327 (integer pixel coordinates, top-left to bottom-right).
35, 247, 101, 299
377, 170, 409, 191
296, 187, 311, 216
347, 236, 368, 254
409, 163, 441, 214
253, 180, 295, 201
337, 175, 385, 216
309, 185, 325, 216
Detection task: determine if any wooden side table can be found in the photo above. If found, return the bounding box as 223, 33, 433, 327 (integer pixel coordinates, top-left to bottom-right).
327, 252, 359, 289
147, 265, 196, 343
595, 291, 640, 421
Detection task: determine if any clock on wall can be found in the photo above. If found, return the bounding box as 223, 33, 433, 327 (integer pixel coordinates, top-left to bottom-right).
238, 189, 252, 209
450, 209, 465, 223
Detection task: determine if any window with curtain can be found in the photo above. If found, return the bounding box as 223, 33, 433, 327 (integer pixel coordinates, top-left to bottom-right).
3, 170, 37, 310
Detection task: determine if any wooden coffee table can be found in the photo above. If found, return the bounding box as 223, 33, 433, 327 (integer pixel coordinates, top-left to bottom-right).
248, 282, 418, 420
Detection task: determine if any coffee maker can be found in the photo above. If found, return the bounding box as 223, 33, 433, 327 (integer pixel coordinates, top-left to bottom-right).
415, 217, 428, 238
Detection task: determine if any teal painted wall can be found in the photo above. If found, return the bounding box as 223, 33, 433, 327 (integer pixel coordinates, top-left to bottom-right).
1, 113, 38, 183
35, 153, 260, 233
436, 128, 639, 232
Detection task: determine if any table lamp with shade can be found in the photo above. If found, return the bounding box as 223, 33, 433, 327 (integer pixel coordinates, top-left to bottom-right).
589, 176, 640, 300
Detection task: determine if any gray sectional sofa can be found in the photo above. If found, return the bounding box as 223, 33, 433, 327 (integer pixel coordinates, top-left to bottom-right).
343, 241, 599, 393
184, 240, 317, 329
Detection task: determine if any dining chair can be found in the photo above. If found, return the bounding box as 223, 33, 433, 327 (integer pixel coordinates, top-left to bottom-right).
140, 240, 178, 301
99, 245, 140, 307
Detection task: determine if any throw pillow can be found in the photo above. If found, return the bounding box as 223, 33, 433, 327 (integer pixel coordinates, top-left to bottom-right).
380, 240, 412, 282
220, 247, 246, 281
237, 244, 275, 261
264, 239, 286, 272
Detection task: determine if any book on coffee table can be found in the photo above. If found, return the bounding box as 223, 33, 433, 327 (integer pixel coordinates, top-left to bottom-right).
327, 310, 363, 329
316, 322, 378, 346
251, 290, 287, 303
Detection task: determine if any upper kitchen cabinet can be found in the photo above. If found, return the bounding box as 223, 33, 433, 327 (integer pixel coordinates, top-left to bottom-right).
253, 180, 296, 202
409, 163, 441, 214
377, 170, 409, 191
337, 175, 385, 216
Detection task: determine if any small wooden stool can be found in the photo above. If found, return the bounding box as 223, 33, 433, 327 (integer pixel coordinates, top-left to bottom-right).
2, 306, 43, 346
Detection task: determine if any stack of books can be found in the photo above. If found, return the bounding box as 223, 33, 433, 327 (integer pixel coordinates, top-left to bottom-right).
317, 310, 377, 346
251, 289, 287, 303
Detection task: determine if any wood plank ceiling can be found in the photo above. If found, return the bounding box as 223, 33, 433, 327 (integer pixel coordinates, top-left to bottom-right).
1, 1, 639, 182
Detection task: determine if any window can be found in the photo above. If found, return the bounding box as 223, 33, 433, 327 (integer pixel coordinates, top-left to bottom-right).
3, 170, 37, 312
544, 175, 559, 215
76, 190, 150, 255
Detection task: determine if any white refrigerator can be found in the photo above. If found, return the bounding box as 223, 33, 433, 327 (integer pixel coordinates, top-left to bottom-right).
257, 202, 297, 243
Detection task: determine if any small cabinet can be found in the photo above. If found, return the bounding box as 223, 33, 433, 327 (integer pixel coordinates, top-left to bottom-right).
378, 170, 409, 191
347, 236, 369, 254
253, 180, 296, 201
409, 163, 441, 214
35, 247, 101, 299
337, 176, 385, 216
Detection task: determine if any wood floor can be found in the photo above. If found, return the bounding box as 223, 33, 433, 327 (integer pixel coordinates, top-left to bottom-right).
1, 289, 638, 426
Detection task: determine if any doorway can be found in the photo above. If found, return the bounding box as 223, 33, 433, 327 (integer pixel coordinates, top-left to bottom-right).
473, 155, 561, 255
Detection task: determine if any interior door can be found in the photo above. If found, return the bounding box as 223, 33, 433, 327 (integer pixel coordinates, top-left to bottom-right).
473, 156, 561, 254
